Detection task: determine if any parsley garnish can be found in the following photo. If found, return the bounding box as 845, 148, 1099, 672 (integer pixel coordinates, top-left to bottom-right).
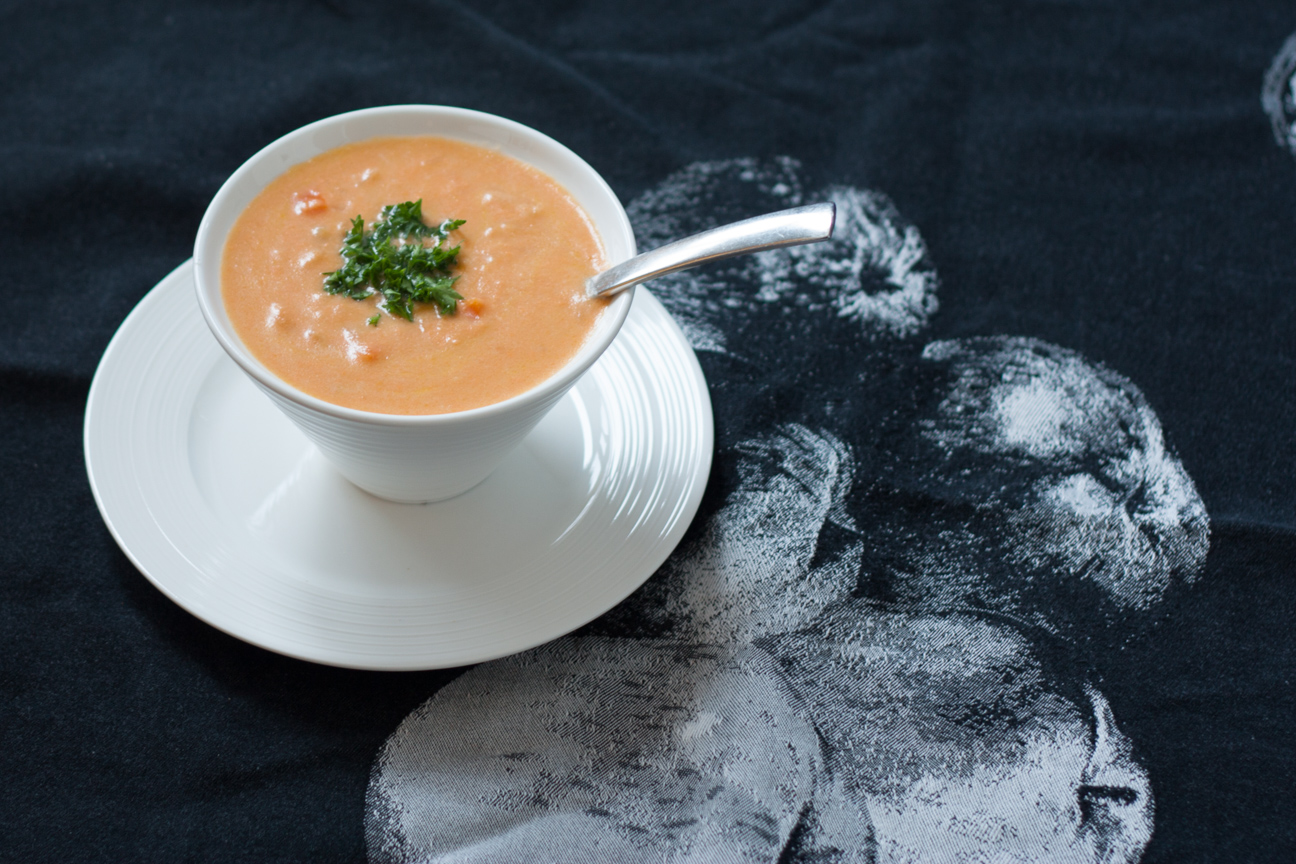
323, 200, 466, 320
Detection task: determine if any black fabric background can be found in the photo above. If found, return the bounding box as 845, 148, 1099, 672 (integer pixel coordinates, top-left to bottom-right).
1, 1, 1293, 860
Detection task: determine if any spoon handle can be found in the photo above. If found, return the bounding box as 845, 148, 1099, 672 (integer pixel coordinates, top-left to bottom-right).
586, 202, 836, 298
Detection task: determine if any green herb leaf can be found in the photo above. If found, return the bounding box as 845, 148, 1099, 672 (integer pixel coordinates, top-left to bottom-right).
322, 200, 465, 318
366, 314, 380, 326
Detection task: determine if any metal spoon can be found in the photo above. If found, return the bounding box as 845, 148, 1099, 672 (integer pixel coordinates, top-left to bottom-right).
585, 202, 837, 298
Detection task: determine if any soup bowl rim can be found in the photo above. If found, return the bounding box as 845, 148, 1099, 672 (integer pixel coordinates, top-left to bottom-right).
192, 103, 636, 428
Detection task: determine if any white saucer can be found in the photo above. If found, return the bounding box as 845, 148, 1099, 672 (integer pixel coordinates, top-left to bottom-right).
85, 261, 713, 671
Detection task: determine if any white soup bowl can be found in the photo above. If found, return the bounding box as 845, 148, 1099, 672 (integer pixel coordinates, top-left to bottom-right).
193, 105, 636, 503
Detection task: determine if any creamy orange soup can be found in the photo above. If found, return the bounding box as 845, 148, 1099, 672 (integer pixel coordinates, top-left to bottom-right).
221, 136, 609, 415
